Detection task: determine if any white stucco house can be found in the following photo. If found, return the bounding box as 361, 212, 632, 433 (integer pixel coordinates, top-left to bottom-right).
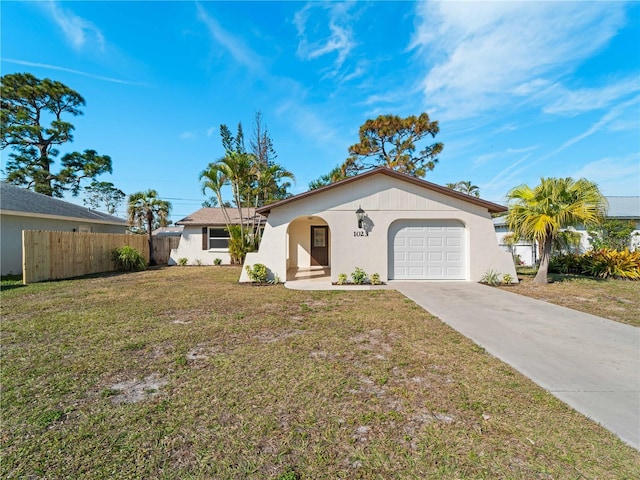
239, 167, 516, 283
170, 207, 264, 265
494, 196, 640, 265
0, 182, 127, 276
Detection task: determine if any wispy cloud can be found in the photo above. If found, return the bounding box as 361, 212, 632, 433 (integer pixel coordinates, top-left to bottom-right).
571, 154, 640, 196
410, 2, 627, 120
2, 58, 145, 86
543, 77, 639, 116
549, 95, 640, 155
294, 2, 356, 76
196, 3, 263, 72
41, 0, 105, 52
473, 146, 538, 168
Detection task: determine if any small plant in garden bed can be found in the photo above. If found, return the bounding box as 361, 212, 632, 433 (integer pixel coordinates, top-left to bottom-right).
480, 269, 501, 286
245, 263, 269, 283
214, 258, 222, 266
351, 267, 369, 285
178, 257, 188, 266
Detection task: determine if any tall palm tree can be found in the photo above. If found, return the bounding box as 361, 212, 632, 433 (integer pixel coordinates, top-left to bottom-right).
199, 163, 231, 225
506, 177, 606, 284
254, 162, 295, 206
127, 189, 172, 266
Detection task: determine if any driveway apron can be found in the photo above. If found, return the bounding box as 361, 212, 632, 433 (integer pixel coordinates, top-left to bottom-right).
392, 281, 640, 450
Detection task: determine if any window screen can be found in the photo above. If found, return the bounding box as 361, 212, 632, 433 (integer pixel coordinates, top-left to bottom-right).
208, 228, 230, 249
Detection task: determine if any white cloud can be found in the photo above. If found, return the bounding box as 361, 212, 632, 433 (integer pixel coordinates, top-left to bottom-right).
543, 77, 640, 116
41, 1, 105, 52
179, 131, 196, 140
294, 2, 356, 74
2, 58, 145, 86
410, 2, 627, 119
572, 155, 640, 196
196, 3, 263, 71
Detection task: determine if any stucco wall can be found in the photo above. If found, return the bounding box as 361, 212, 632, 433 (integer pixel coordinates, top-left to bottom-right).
240, 174, 516, 283
0, 213, 125, 276
169, 226, 233, 266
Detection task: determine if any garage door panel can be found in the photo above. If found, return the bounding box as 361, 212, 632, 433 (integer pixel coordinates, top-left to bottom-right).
409, 252, 425, 262
391, 220, 465, 280
409, 238, 425, 247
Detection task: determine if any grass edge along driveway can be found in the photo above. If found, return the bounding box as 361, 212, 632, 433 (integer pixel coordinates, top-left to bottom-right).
1, 267, 638, 479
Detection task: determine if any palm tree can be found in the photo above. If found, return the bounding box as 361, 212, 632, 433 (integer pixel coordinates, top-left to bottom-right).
200, 163, 231, 225
254, 162, 295, 206
506, 177, 606, 284
127, 189, 172, 266
446, 180, 480, 197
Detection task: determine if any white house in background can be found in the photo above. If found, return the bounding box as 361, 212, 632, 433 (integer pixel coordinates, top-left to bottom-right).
0, 182, 127, 276
239, 167, 516, 283
494, 196, 640, 266
170, 207, 263, 265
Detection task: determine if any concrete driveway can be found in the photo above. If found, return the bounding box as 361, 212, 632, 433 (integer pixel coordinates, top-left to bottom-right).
392, 281, 640, 450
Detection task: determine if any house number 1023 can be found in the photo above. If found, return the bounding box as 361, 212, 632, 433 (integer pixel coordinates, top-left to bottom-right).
354, 230, 369, 237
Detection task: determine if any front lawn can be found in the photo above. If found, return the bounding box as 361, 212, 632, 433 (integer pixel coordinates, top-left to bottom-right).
1, 267, 638, 478
501, 272, 640, 327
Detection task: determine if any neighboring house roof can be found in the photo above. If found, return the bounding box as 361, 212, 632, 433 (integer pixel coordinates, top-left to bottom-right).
606, 197, 640, 219
257, 167, 508, 215
0, 182, 126, 225
175, 207, 264, 226
492, 196, 640, 227
152, 226, 184, 236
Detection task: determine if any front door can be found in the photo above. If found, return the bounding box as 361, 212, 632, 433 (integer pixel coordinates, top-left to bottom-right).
310, 226, 329, 266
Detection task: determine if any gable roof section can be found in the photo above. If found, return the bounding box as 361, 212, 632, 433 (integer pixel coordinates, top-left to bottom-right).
175, 207, 264, 226
257, 167, 508, 215
0, 182, 126, 225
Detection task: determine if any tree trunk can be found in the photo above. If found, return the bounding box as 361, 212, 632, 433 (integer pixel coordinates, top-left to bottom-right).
534, 236, 553, 285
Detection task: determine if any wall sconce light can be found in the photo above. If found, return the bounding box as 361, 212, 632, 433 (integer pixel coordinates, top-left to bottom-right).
355, 206, 365, 229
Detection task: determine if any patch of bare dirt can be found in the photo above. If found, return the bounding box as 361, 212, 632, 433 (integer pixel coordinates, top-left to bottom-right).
109, 373, 168, 404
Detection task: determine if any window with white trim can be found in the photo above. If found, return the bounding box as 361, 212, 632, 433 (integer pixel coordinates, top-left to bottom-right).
208, 227, 230, 249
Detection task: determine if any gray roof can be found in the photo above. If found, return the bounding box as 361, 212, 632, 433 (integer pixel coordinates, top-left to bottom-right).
152, 226, 184, 236
606, 197, 640, 218
0, 182, 126, 225
492, 196, 640, 226
176, 207, 264, 226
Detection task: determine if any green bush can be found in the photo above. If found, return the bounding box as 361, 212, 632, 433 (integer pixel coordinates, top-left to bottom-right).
480, 269, 501, 286
245, 263, 268, 283
351, 267, 369, 285
336, 273, 348, 285
371, 273, 382, 285
549, 253, 582, 274
502, 273, 514, 285
178, 257, 188, 266
214, 258, 222, 266
111, 246, 146, 272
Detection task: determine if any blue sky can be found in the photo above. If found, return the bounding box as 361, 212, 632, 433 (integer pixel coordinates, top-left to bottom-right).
2, 0, 639, 223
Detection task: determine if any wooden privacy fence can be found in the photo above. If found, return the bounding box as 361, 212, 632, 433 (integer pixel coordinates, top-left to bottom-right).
22, 231, 149, 284
152, 236, 181, 265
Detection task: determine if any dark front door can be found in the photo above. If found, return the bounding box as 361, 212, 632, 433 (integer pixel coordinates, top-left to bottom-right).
310, 226, 329, 266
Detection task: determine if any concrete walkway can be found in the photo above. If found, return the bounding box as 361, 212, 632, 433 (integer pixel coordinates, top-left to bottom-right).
392, 281, 640, 450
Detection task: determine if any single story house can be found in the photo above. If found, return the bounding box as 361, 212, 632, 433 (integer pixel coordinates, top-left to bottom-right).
170, 207, 264, 265
239, 167, 516, 283
494, 196, 640, 265
0, 182, 127, 276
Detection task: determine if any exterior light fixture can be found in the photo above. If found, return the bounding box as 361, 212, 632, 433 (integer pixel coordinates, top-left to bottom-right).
355, 206, 365, 229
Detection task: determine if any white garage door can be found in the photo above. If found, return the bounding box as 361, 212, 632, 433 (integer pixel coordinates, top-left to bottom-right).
390, 220, 465, 280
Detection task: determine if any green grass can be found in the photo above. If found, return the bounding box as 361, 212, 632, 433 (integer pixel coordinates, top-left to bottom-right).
1, 267, 638, 478
505, 270, 640, 327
